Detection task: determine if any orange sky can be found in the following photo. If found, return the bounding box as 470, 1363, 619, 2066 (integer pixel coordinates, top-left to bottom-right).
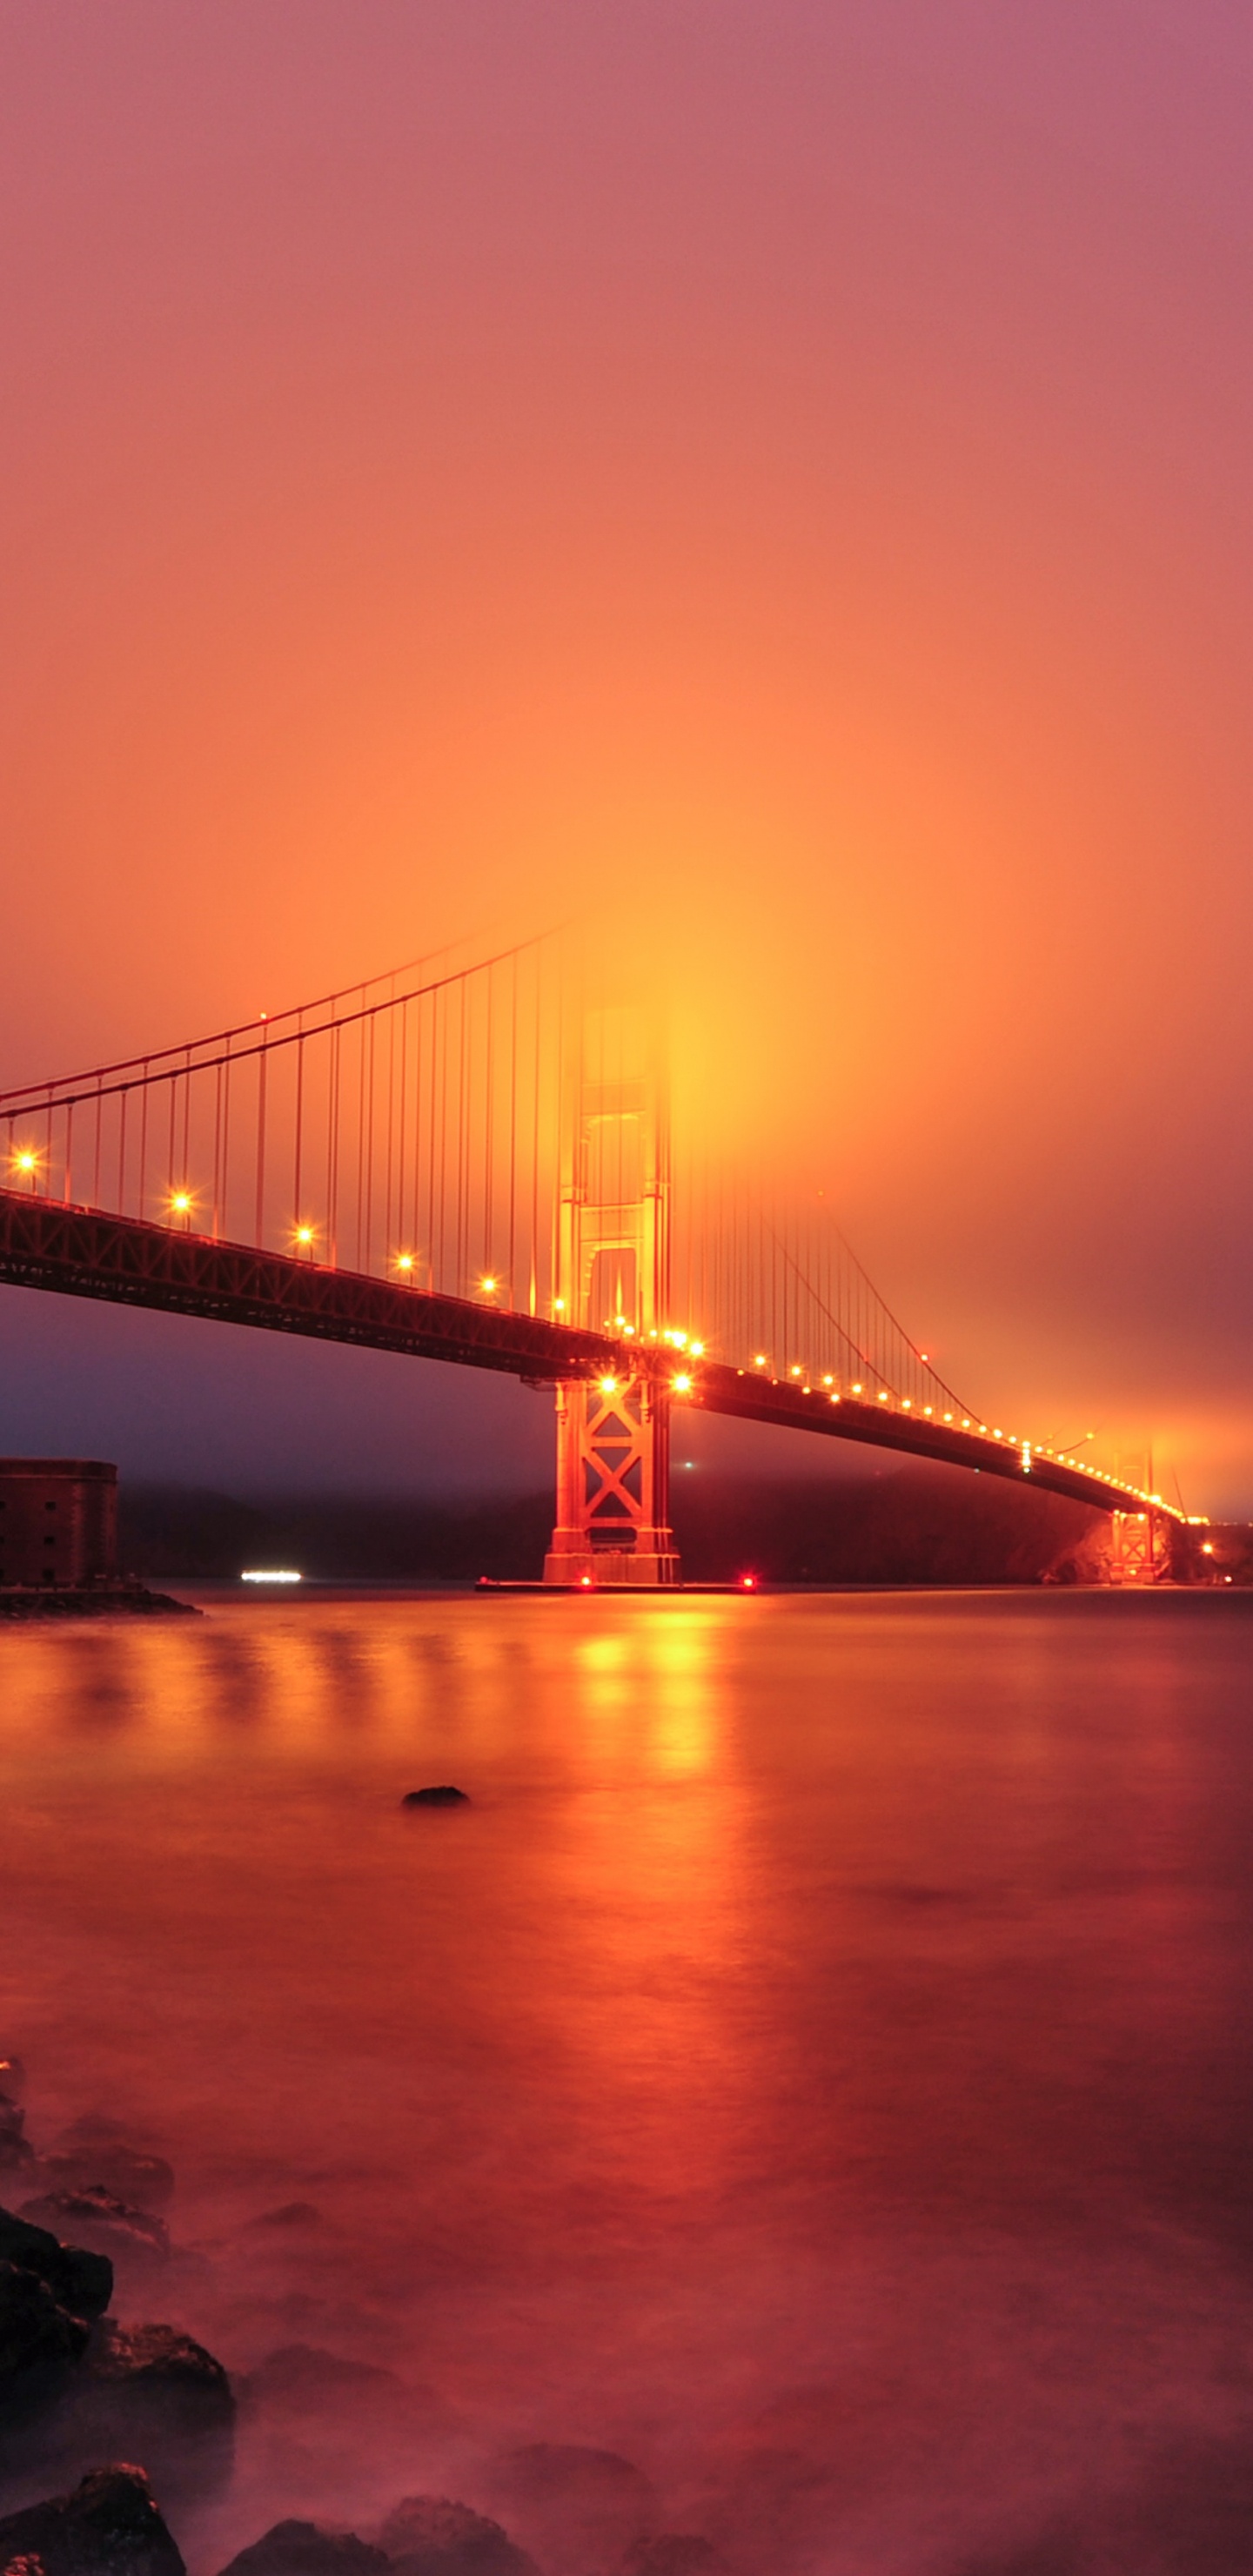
3, 3, 1253, 1508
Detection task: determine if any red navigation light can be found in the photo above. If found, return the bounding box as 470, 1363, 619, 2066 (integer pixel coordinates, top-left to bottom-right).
740, 1573, 757, 1591
580, 1573, 593, 1588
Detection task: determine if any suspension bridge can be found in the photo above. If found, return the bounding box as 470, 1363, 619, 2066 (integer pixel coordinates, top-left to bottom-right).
0, 928, 1176, 1584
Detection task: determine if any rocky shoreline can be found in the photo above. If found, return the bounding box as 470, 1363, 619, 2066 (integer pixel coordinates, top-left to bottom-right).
0, 1586, 198, 1621
0, 2063, 727, 2576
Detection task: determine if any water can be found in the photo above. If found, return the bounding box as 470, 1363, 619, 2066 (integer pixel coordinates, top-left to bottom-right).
5, 1589, 1253, 2575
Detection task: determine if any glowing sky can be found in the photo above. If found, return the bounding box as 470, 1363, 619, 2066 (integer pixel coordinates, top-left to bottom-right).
3, 4, 1252, 1508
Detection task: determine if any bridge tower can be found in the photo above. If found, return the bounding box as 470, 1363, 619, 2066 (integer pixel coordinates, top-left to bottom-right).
1107, 1508, 1172, 1586
543, 998, 680, 1587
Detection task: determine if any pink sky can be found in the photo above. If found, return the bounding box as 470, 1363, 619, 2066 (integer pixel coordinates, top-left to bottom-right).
3, 3, 1253, 1508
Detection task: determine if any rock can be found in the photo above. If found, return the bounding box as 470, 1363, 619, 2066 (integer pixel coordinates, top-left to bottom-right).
47, 2318, 236, 2500
243, 2345, 407, 2420
377, 2497, 539, 2576
0, 2466, 184, 2576
0, 2258, 91, 2389
486, 2447, 656, 2573
79, 2318, 233, 2438
620, 2545, 731, 2576
0, 2096, 25, 2143
0, 2207, 113, 2321
42, 2139, 175, 2213
0, 2057, 27, 2099
400, 1787, 469, 1808
214, 2526, 388, 2576
19, 2191, 171, 2266
0, 2130, 36, 2175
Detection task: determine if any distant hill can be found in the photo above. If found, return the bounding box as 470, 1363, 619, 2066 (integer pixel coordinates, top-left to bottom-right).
118, 1462, 1123, 1587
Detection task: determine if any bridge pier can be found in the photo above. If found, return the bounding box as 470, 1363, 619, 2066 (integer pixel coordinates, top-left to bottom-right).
544, 1378, 680, 1586
1106, 1507, 1172, 1586
542, 990, 680, 1587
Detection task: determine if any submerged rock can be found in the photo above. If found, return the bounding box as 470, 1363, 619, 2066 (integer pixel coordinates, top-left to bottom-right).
245, 2204, 322, 2231
19, 2190, 171, 2266
399, 1787, 469, 1808
215, 2522, 388, 2576
486, 2446, 657, 2571
378, 2496, 538, 2576
0, 2465, 184, 2576
620, 2544, 731, 2576
42, 2136, 175, 2213
0, 2206, 113, 2322
243, 2344, 406, 2419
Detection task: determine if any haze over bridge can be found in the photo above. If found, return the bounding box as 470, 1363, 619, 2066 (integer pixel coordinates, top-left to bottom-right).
0, 929, 1176, 1583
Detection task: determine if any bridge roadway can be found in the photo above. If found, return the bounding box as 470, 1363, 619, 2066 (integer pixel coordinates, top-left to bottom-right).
0, 1187, 1144, 1519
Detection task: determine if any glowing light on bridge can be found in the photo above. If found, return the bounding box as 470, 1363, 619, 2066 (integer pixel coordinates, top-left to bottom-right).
599, 1375, 618, 1394
395, 1252, 415, 1273
672, 1372, 693, 1393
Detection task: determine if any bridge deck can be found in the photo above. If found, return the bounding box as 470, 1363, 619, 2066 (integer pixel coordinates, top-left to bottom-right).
0, 1189, 1149, 1519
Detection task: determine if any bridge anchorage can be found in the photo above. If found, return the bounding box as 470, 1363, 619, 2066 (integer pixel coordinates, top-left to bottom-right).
0, 924, 1184, 1583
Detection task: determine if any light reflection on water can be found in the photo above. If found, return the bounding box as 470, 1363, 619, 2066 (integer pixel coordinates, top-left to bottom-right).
5, 1591, 1253, 2575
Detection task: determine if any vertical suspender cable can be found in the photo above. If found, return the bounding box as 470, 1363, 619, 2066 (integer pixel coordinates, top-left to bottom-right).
138, 1067, 149, 1219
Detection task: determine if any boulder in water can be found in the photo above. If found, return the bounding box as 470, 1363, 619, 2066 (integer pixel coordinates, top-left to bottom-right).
400, 1787, 469, 1808
79, 2318, 234, 2436
0, 2466, 184, 2576
0, 2257, 91, 2392
42, 2132, 175, 2211
378, 2495, 538, 2575
20, 2187, 171, 2266
0, 2092, 35, 2174
215, 2522, 388, 2576
242, 2343, 409, 2425
620, 2543, 731, 2575
0, 2204, 113, 2322
485, 2445, 657, 2570
57, 2318, 236, 2499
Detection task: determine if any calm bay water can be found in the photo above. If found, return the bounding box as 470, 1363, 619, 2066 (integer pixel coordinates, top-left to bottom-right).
5, 1589, 1253, 2575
